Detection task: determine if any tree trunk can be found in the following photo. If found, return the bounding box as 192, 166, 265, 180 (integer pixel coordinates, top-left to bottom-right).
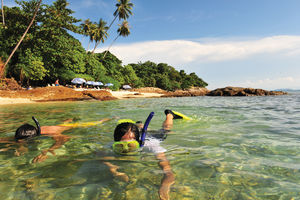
87, 41, 92, 53
1, 0, 5, 26
2, 0, 42, 78
91, 41, 99, 54
108, 15, 117, 30
102, 35, 119, 59
1, 0, 4, 27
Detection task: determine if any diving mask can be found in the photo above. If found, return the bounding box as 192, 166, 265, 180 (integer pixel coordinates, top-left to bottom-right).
113, 140, 140, 155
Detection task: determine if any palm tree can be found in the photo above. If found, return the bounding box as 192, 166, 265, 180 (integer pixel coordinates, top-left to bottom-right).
80, 19, 92, 51
109, 0, 133, 29
1, 0, 4, 27
91, 19, 108, 54
103, 21, 130, 59
92, 0, 133, 53
2, 0, 42, 76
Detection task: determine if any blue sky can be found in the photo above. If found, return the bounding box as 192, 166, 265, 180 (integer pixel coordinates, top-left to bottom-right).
5, 0, 300, 89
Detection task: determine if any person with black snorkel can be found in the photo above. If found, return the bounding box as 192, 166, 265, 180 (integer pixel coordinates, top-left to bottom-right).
0, 117, 111, 163
104, 109, 190, 200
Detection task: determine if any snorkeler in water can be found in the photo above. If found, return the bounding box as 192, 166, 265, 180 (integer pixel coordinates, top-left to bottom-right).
0, 117, 112, 163
104, 109, 187, 200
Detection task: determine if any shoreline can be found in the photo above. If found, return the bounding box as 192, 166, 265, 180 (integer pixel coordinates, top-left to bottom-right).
0, 86, 288, 106
0, 89, 165, 105
0, 97, 35, 105
110, 90, 163, 99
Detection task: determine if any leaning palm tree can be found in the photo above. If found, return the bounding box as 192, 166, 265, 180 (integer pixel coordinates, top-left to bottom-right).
2, 0, 42, 76
91, 19, 108, 54
1, 0, 5, 27
93, 0, 133, 53
103, 21, 130, 59
80, 19, 92, 51
88, 22, 97, 50
109, 0, 133, 29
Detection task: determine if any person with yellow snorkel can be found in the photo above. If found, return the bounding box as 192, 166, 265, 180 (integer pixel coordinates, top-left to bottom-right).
105, 109, 190, 200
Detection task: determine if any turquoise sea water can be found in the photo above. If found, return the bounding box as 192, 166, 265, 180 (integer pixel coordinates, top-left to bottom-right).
0, 93, 299, 200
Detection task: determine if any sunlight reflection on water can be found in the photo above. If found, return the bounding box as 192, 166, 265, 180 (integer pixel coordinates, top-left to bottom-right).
0, 93, 300, 199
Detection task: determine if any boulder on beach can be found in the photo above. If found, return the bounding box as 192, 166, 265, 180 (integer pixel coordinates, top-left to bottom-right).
207, 86, 287, 96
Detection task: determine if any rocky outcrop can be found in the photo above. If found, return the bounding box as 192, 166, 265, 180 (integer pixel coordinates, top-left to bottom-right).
0, 78, 22, 90
0, 86, 117, 102
207, 87, 287, 96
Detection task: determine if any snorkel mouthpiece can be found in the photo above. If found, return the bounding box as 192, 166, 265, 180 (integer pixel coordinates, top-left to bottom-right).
32, 116, 41, 135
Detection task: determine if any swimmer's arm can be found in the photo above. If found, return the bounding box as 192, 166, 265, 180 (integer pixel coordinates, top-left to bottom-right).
59, 118, 114, 127
103, 161, 129, 182
99, 118, 113, 123
156, 152, 175, 200
162, 114, 173, 131
40, 126, 72, 135
32, 134, 70, 163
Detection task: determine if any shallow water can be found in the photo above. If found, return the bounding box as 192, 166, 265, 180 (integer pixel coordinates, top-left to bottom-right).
0, 93, 300, 200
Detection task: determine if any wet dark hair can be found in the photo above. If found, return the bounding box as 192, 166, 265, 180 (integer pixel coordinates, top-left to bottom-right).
114, 122, 140, 142
15, 117, 41, 140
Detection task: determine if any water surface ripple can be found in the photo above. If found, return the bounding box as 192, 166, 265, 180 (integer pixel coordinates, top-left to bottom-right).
0, 92, 299, 199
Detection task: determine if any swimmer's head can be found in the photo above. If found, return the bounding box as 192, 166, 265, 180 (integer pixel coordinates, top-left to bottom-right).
15, 117, 41, 140
114, 122, 140, 142
113, 140, 140, 155
15, 124, 39, 140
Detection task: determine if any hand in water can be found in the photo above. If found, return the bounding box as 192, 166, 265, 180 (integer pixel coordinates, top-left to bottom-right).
32, 150, 54, 163
103, 161, 129, 182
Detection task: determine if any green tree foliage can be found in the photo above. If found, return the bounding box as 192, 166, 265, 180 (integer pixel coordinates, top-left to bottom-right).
0, 0, 102, 85
0, 0, 208, 90
121, 64, 143, 87
96, 51, 124, 84
130, 61, 208, 91
14, 49, 47, 85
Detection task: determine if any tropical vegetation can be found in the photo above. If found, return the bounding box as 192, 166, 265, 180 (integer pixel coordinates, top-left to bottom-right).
0, 0, 208, 91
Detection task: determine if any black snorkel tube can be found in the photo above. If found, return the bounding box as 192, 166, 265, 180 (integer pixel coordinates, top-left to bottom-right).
32, 116, 41, 136
140, 112, 154, 147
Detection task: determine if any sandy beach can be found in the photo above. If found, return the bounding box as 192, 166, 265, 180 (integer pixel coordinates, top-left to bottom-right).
0, 86, 286, 106
110, 90, 163, 99
0, 87, 165, 105
0, 97, 35, 105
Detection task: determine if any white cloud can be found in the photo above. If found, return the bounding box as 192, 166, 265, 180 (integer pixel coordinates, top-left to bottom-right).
235, 76, 300, 90
95, 35, 300, 66
95, 35, 300, 89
